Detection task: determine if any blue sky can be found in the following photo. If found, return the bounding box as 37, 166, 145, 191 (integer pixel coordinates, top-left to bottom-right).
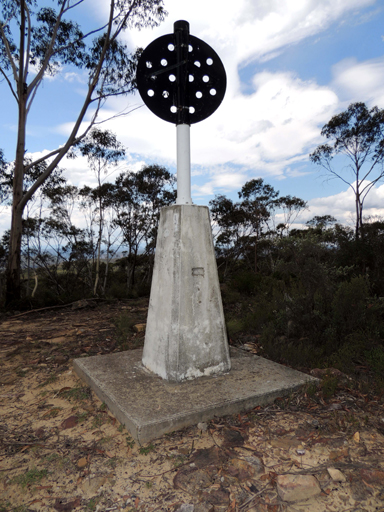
2, 0, 384, 233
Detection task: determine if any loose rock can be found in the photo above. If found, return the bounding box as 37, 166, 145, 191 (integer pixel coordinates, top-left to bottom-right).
327, 467, 346, 482
277, 474, 321, 502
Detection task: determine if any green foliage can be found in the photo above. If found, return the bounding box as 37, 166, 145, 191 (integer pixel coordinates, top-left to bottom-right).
126, 436, 135, 449
12, 467, 48, 488
365, 345, 384, 380
320, 374, 339, 400
139, 443, 155, 455
60, 386, 92, 402
226, 318, 245, 339
114, 312, 136, 349
86, 497, 101, 511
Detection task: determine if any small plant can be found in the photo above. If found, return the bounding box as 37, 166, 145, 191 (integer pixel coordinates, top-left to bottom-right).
45, 453, 60, 463
42, 407, 62, 419
226, 318, 244, 339
98, 435, 113, 445
145, 481, 153, 489
170, 454, 186, 468
12, 467, 48, 488
60, 386, 92, 401
38, 373, 58, 387
118, 424, 124, 433
92, 414, 106, 429
86, 496, 101, 511
99, 402, 107, 411
105, 457, 119, 469
77, 411, 89, 423
321, 374, 339, 400
304, 381, 318, 398
114, 312, 136, 349
126, 435, 135, 449
139, 443, 155, 455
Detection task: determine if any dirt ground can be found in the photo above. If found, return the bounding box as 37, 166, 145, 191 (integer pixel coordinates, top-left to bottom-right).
1, 299, 384, 512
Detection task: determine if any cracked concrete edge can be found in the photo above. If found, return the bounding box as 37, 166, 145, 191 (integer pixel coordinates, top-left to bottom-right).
73, 358, 142, 441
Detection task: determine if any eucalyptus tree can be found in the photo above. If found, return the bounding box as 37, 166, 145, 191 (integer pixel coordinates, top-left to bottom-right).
75, 128, 125, 295
114, 165, 175, 291
0, 0, 166, 304
210, 179, 307, 274
310, 102, 384, 240
238, 179, 280, 273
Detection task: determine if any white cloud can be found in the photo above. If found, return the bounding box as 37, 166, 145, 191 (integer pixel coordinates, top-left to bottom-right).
5, 0, 382, 237
103, 69, 338, 189
306, 182, 384, 226
332, 56, 384, 107
50, 0, 377, 196
0, 207, 11, 237
126, 0, 376, 66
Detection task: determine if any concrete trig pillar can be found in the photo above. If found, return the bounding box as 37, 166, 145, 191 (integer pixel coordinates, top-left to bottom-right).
138, 20, 230, 381
142, 204, 231, 381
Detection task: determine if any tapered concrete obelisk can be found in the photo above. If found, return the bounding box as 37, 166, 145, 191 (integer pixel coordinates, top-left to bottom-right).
142, 204, 231, 381
137, 20, 230, 381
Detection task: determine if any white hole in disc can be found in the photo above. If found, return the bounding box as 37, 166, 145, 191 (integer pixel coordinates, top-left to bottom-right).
188, 44, 193, 52
194, 61, 201, 68
210, 88, 217, 96
147, 89, 154, 97
189, 106, 195, 114
169, 74, 176, 82
161, 58, 167, 66
168, 43, 175, 51
189, 75, 194, 82
196, 91, 203, 99
203, 75, 209, 83
170, 106, 177, 113
146, 61, 152, 68
162, 90, 169, 98
206, 58, 213, 65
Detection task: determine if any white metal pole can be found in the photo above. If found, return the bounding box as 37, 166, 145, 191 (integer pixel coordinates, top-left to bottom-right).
176, 123, 192, 205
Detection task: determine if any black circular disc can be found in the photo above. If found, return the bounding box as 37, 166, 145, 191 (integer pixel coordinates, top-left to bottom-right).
136, 33, 226, 124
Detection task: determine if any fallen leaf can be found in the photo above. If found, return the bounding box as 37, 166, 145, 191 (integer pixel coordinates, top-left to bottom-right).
353, 432, 360, 444
77, 457, 87, 468
58, 387, 71, 394
61, 415, 78, 429
54, 498, 81, 511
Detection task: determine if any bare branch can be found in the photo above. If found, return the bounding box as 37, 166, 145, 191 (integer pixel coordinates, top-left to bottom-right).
28, 1, 67, 95
93, 104, 143, 124
0, 24, 19, 84
64, 0, 85, 12
23, 3, 32, 80
0, 67, 18, 101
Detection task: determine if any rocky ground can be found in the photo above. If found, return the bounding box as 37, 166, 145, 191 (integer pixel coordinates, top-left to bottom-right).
1, 299, 384, 512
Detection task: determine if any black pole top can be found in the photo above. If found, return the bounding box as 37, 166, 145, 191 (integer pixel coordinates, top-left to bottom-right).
174, 20, 190, 33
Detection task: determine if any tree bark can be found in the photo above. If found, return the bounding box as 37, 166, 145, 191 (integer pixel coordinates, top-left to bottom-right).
6, 1, 27, 305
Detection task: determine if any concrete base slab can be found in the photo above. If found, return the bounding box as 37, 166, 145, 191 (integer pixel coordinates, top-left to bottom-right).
74, 348, 317, 444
